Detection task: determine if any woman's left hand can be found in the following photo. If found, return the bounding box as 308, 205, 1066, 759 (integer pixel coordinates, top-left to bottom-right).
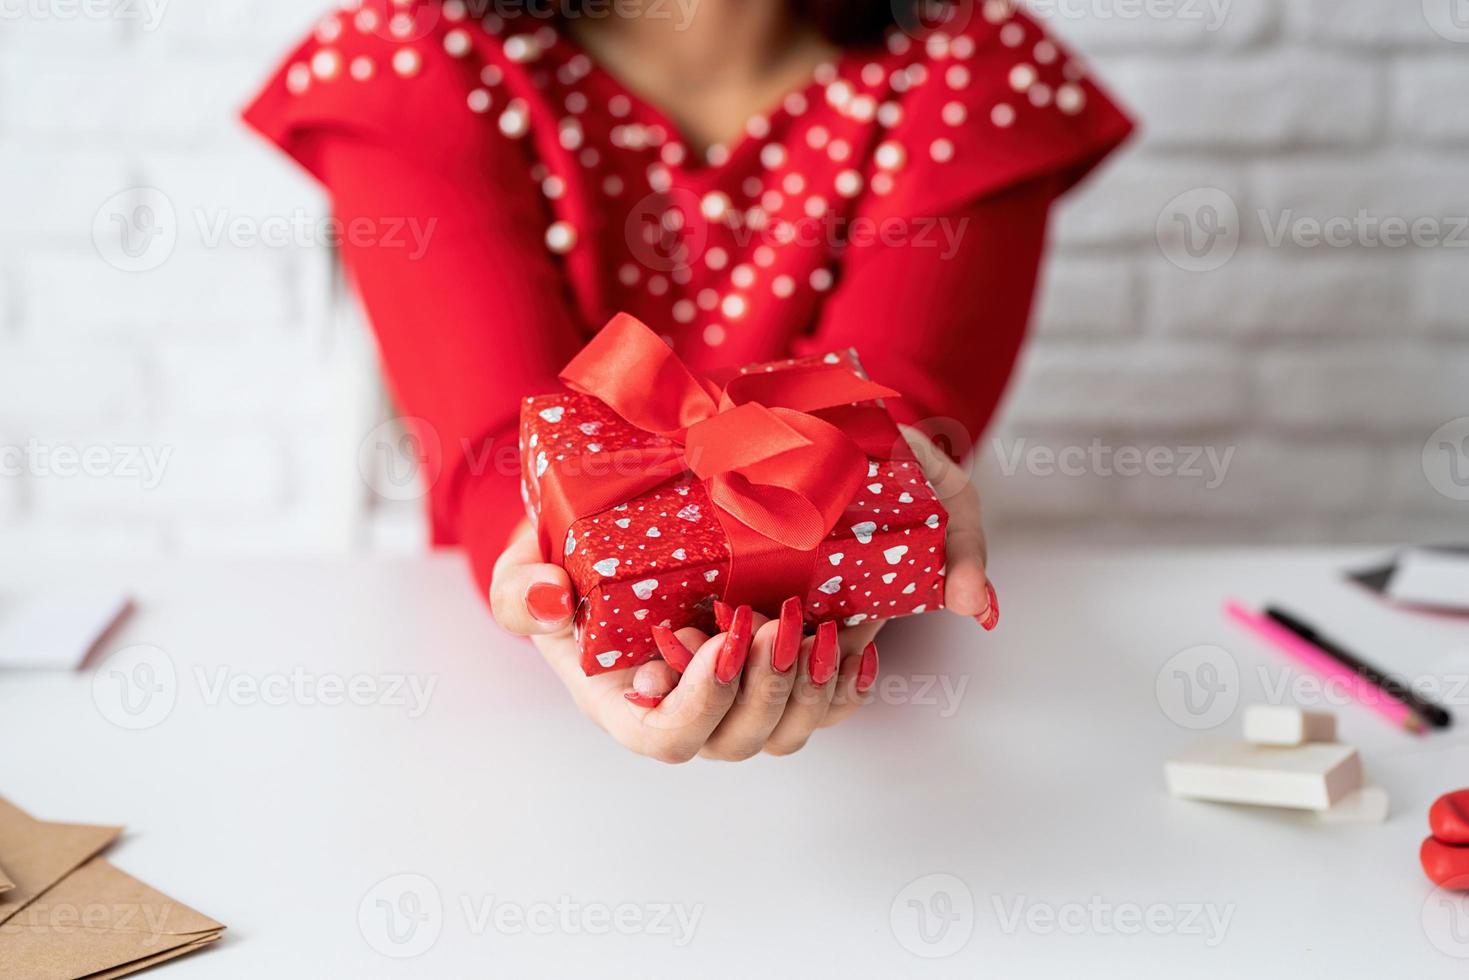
641, 423, 998, 754
809, 422, 998, 714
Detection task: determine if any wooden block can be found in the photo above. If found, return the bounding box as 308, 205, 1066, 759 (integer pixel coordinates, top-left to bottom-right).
1316, 785, 1390, 824
1164, 740, 1362, 811
1242, 705, 1337, 746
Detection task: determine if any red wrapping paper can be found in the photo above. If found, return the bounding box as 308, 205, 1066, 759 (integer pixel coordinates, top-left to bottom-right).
520, 331, 948, 676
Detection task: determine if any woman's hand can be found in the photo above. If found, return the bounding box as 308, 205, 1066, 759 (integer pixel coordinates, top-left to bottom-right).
487, 424, 994, 763
789, 424, 997, 669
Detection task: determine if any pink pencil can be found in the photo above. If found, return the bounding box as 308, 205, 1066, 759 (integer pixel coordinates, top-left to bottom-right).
1223, 599, 1425, 734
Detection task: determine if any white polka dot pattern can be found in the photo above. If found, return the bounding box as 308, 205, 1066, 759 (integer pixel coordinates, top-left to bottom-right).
267, 4, 1112, 356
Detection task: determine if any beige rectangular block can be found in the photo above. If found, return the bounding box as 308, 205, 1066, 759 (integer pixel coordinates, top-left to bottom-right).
1164, 740, 1362, 811
1242, 705, 1338, 746
1316, 785, 1390, 824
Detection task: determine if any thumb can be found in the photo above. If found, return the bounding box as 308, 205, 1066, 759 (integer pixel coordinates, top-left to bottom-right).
489, 524, 576, 635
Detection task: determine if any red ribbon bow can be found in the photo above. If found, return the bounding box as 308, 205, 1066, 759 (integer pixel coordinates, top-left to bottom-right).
536, 314, 903, 611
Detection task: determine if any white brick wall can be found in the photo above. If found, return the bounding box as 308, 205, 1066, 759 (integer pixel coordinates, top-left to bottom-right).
0, 0, 1464, 560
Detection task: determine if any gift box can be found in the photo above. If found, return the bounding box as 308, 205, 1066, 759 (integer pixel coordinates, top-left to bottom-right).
521, 314, 948, 675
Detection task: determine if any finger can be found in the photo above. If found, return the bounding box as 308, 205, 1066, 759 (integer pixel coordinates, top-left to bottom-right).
702, 610, 793, 761
489, 528, 576, 636
633, 615, 750, 764
764, 619, 840, 756
821, 640, 880, 729
623, 659, 679, 709
651, 625, 695, 674
836, 619, 883, 659
899, 425, 994, 626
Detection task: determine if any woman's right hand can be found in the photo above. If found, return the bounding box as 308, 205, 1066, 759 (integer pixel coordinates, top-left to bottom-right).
489, 521, 874, 763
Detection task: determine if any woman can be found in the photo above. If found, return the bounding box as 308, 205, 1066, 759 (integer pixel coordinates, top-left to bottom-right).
245, 0, 1131, 761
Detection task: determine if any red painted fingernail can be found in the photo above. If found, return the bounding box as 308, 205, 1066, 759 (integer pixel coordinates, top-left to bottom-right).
652, 625, 694, 674
977, 581, 1000, 631
624, 691, 664, 709
715, 605, 753, 684
810, 620, 838, 686
773, 596, 803, 674
713, 600, 734, 632
527, 581, 573, 623
856, 641, 879, 694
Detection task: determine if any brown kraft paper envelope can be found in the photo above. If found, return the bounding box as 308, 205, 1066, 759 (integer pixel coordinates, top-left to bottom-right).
0, 856, 223, 980
0, 797, 121, 927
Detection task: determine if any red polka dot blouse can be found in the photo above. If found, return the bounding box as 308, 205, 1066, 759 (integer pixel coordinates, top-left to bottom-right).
244, 1, 1133, 593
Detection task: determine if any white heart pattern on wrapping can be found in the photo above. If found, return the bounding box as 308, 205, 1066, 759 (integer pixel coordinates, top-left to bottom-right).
634, 609, 649, 621
677, 504, 702, 522
535, 452, 548, 478
646, 527, 661, 537
672, 548, 687, 560
615, 518, 631, 529
632, 579, 658, 600
867, 483, 883, 494
898, 492, 914, 503
902, 582, 917, 594
829, 552, 844, 565
926, 514, 941, 528
845, 614, 868, 626
593, 558, 620, 577
595, 650, 621, 668
564, 532, 576, 556
882, 573, 897, 584
851, 521, 877, 545
538, 406, 564, 423
884, 545, 909, 565
818, 576, 843, 595
704, 569, 719, 582
578, 421, 601, 435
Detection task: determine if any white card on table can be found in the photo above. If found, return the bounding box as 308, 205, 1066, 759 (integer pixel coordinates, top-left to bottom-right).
0, 591, 133, 670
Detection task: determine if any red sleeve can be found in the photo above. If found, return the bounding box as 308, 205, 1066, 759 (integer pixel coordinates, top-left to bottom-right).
864, 9, 1134, 223
242, 9, 584, 599
801, 177, 1055, 459
805, 10, 1133, 457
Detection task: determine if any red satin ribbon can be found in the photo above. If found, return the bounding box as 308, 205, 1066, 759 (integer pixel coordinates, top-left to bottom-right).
536, 314, 905, 612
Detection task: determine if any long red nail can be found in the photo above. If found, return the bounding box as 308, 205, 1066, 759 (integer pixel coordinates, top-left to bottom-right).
810, 620, 838, 685
856, 641, 879, 694
713, 600, 734, 632
652, 625, 694, 674
977, 581, 1000, 631
715, 605, 753, 684
773, 596, 803, 673
527, 581, 573, 623
624, 691, 664, 709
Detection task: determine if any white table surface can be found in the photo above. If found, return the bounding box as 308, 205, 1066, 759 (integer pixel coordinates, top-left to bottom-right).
4, 547, 1469, 978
